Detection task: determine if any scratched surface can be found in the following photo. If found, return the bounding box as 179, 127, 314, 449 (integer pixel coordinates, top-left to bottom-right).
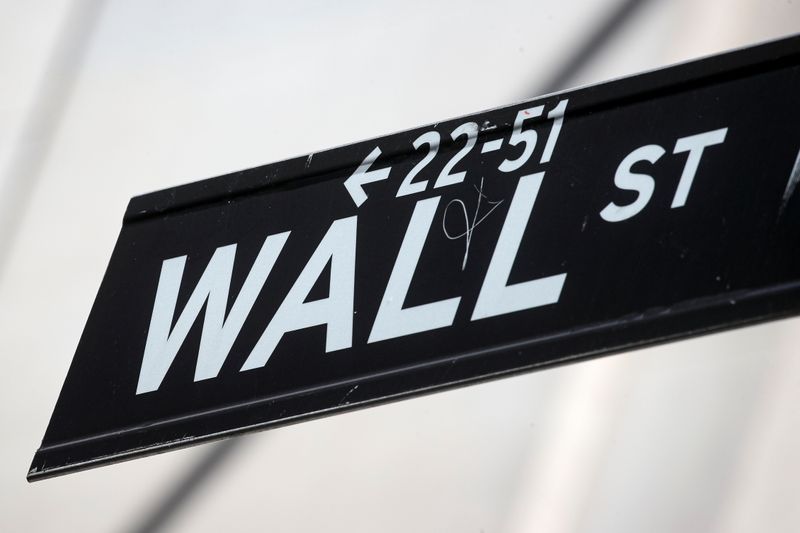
30, 35, 800, 480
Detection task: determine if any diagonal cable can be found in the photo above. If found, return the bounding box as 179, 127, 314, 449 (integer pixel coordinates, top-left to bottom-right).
125, 438, 243, 533
533, 0, 656, 96
0, 0, 107, 279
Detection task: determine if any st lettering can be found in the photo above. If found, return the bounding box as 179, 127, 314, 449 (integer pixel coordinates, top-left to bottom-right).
600, 127, 728, 222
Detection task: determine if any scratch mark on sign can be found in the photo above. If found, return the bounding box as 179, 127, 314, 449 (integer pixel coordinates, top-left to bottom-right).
442, 177, 504, 270
780, 147, 800, 216
339, 384, 359, 405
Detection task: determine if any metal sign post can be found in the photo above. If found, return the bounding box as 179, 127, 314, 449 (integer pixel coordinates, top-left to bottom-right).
30, 35, 800, 481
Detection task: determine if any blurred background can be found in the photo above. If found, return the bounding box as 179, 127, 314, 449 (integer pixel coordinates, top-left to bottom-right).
1, 0, 799, 531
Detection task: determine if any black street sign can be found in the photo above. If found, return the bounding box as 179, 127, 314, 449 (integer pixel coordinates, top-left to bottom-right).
30, 35, 800, 480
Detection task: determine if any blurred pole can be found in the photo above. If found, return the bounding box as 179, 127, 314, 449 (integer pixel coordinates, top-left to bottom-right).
125, 438, 242, 533
123, 2, 657, 532
0, 0, 106, 279
533, 0, 656, 96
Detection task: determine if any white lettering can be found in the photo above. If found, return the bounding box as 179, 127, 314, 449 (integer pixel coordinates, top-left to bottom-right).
136, 232, 289, 394
368, 197, 461, 343
600, 144, 665, 222
241, 216, 357, 370
671, 127, 728, 208
471, 172, 566, 320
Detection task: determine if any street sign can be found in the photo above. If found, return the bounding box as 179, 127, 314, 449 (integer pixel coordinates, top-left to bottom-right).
30, 35, 800, 480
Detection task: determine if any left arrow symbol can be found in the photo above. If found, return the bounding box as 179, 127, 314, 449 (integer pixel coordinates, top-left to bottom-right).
344, 147, 391, 207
